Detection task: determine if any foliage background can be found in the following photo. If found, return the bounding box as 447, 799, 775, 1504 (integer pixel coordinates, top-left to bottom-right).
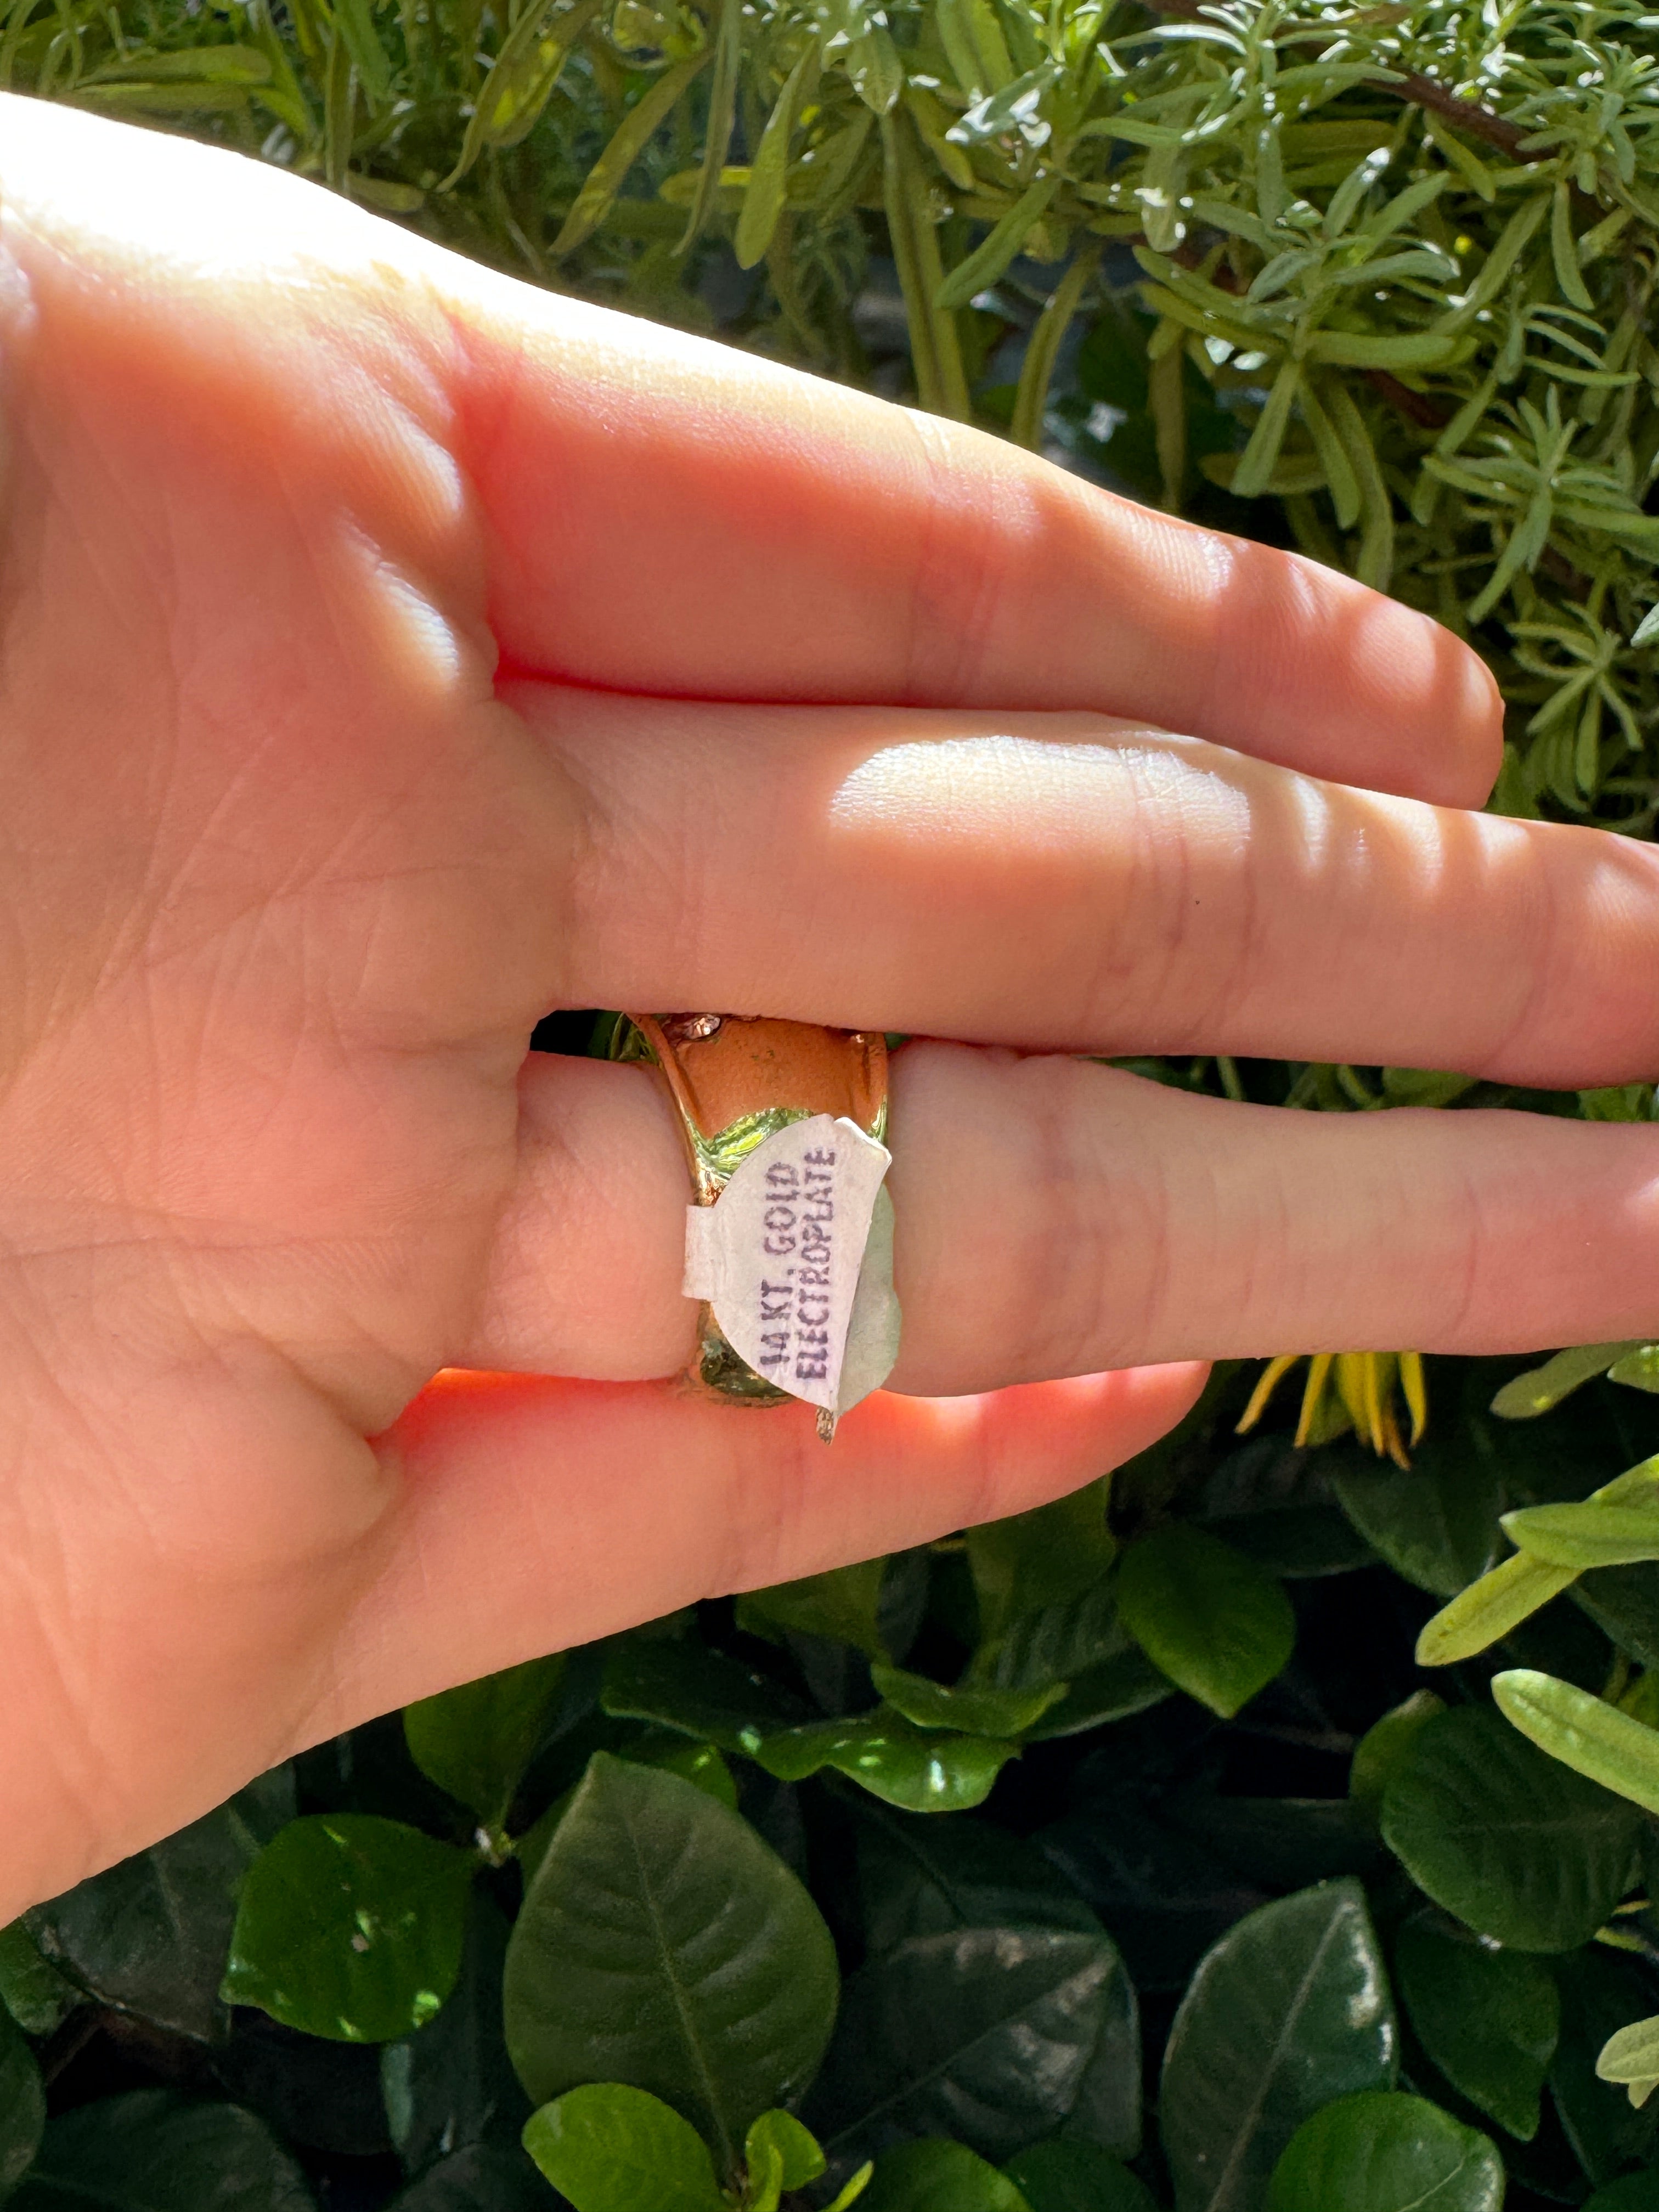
9, 0, 1659, 2207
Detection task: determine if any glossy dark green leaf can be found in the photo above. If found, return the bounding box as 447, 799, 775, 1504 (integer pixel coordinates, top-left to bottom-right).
1025, 1648, 1173, 1739
1350, 1691, 1445, 1810
737, 1560, 889, 1658
864, 2140, 1031, 2211
600, 1637, 805, 1755
967, 1484, 1116, 1640
870, 1665, 1064, 1737
1039, 1786, 1268, 1995
1381, 1705, 1639, 1951
383, 2143, 550, 2212
1160, 1880, 1396, 2212
1266, 2091, 1503, 2211
1393, 1914, 1558, 2138
1116, 1525, 1295, 1718
809, 1925, 1136, 2164
503, 1754, 837, 2180
966, 1574, 1126, 1690
1551, 1950, 1659, 2186
855, 1806, 1102, 1954
0, 1919, 78, 2036
522, 2085, 726, 2211
8, 2091, 313, 2212
28, 1776, 287, 2041
1331, 1446, 1503, 1598
222, 1815, 475, 2043
403, 1656, 566, 1829
381, 1894, 528, 2173
755, 1712, 1019, 1811
1002, 2141, 1156, 2212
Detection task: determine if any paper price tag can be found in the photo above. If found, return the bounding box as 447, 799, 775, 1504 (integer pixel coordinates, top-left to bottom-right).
683, 1114, 896, 1415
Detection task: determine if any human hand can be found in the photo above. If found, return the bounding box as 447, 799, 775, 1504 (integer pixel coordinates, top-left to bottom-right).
2, 92, 1656, 1916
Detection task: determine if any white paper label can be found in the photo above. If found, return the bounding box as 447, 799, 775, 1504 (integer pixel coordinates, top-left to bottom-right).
682, 1114, 893, 1414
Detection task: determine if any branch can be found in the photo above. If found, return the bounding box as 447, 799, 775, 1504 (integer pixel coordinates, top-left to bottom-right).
1382, 69, 1539, 161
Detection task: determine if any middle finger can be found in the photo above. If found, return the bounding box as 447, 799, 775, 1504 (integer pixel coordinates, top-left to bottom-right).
522, 684, 1659, 1087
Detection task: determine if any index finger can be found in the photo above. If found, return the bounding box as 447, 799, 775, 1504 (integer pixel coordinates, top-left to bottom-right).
449, 269, 1502, 808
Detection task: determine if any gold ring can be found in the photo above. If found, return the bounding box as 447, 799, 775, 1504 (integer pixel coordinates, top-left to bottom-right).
617, 1015, 899, 1442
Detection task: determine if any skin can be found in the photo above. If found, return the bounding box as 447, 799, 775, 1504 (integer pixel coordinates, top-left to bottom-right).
1, 92, 1657, 1917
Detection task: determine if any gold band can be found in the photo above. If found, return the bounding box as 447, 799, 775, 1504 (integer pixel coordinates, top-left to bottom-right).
619, 1015, 890, 1435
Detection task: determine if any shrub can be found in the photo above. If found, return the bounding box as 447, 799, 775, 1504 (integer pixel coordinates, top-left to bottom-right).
10, 1, 1659, 2208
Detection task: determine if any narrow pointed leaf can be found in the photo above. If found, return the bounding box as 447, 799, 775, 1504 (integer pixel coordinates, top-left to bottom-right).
1495, 1666, 1659, 1818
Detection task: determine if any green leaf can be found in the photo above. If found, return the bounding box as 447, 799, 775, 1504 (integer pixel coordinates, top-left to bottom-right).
1551, 1950, 1659, 2184
1415, 1551, 1578, 1667
968, 1574, 1127, 1689
403, 1655, 565, 1830
331, 0, 391, 100
1610, 1345, 1659, 1391
1267, 2091, 1503, 2212
1160, 1881, 1396, 2212
1504, 1500, 1659, 1570
755, 1712, 1019, 1811
678, 0, 741, 249
746, 2108, 825, 2192
1002, 2141, 1156, 2212
1303, 329, 1457, 369
1494, 1665, 1659, 1817
854, 1805, 1103, 1954
810, 1926, 1136, 2165
1116, 1525, 1295, 1718
967, 1485, 1116, 1640
222, 1815, 475, 2043
503, 1754, 837, 2180
1491, 1344, 1641, 1417
1025, 1649, 1173, 1739
381, 1894, 528, 2174
8, 2090, 313, 2212
0, 2006, 43, 2188
1331, 1443, 1503, 1598
870, 1665, 1064, 1738
737, 1560, 889, 1659
1381, 1703, 1639, 1951
28, 1777, 288, 2041
864, 2141, 1030, 2211
442, 0, 606, 181
601, 1636, 805, 1754
522, 2085, 726, 2212
936, 176, 1060, 312
1393, 1914, 1558, 2139
1350, 1691, 1444, 1809
89, 43, 273, 81
0, 1920, 78, 2036
552, 51, 710, 256
735, 47, 814, 269
1232, 356, 1300, 501
1596, 2013, 1659, 2093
